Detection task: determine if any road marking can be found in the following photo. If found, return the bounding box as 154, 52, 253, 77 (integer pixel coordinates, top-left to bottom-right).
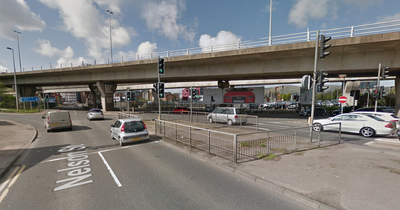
0, 167, 19, 194
98, 152, 122, 187
0, 165, 25, 203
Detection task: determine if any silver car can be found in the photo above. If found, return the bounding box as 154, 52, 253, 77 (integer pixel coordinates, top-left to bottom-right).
87, 109, 104, 120
207, 107, 247, 125
111, 118, 149, 146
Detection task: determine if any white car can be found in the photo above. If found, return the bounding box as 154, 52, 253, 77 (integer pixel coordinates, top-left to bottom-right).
312, 113, 397, 137
353, 111, 400, 134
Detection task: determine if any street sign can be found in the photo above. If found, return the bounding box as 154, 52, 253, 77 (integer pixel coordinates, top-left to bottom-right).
19, 97, 39, 102
339, 96, 347, 104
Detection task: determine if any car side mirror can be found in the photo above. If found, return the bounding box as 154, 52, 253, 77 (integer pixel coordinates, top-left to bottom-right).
42, 116, 45, 119
111, 124, 114, 127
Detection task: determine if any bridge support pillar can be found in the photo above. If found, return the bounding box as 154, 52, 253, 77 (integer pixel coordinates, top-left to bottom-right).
395, 77, 400, 117
19, 86, 37, 97
95, 81, 117, 111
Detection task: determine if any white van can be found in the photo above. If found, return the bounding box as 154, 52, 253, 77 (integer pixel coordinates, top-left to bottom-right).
42, 110, 72, 132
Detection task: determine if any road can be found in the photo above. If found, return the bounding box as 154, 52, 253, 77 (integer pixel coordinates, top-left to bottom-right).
0, 110, 310, 210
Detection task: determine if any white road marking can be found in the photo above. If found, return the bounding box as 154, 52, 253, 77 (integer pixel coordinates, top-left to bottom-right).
0, 165, 25, 203
0, 167, 19, 194
98, 152, 122, 187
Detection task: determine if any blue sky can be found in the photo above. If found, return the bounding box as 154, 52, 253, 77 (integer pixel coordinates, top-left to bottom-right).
1, 0, 400, 74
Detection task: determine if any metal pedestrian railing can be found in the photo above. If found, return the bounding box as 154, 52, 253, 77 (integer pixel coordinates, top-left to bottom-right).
154, 120, 341, 163
4, 19, 400, 72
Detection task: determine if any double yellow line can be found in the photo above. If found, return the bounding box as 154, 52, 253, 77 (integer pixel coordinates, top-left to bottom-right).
0, 165, 26, 203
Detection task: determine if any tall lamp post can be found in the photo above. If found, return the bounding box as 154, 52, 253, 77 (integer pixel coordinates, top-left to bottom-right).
106, 9, 113, 63
14, 30, 22, 72
6, 47, 19, 110
268, 0, 272, 46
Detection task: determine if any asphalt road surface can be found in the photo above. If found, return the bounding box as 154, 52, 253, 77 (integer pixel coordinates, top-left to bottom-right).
0, 111, 310, 210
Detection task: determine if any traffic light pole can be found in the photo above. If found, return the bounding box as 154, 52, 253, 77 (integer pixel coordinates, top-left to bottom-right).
190, 86, 193, 123
158, 58, 161, 120
310, 30, 320, 126
375, 63, 381, 112
127, 88, 130, 115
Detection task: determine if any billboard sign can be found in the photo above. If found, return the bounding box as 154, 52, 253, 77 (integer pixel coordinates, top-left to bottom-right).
203, 87, 264, 104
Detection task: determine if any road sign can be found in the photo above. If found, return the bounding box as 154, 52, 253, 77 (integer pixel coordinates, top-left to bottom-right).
339, 96, 347, 104
19, 97, 39, 102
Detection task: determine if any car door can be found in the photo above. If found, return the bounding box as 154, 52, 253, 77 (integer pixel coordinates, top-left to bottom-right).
218, 108, 228, 123
329, 115, 350, 132
344, 114, 365, 133
111, 121, 122, 139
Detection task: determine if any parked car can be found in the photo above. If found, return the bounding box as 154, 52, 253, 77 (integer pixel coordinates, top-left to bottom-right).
223, 88, 255, 103
355, 106, 395, 113
331, 106, 360, 116
110, 118, 149, 146
354, 111, 400, 135
207, 107, 248, 125
299, 107, 326, 116
205, 105, 217, 112
173, 107, 189, 114
87, 108, 104, 120
42, 110, 72, 132
312, 113, 397, 137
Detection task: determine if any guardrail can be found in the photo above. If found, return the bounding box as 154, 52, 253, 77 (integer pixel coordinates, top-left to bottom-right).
4, 19, 400, 73
154, 120, 341, 163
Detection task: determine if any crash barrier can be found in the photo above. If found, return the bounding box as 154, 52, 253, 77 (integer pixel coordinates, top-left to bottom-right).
154, 120, 341, 163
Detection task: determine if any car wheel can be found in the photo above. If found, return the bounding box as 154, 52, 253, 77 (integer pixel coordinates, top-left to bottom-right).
360, 127, 375, 137
208, 117, 213, 123
227, 120, 233, 126
119, 137, 124, 146
313, 123, 323, 132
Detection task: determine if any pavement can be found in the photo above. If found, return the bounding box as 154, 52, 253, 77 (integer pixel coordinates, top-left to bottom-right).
1, 117, 400, 210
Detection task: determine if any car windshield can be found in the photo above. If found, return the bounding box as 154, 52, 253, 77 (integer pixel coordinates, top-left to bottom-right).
124, 121, 145, 132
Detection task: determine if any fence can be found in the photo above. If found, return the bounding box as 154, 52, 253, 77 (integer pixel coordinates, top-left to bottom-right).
5, 19, 400, 73
154, 120, 341, 163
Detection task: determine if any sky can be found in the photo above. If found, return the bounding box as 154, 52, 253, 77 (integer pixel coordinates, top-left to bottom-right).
1, 0, 400, 79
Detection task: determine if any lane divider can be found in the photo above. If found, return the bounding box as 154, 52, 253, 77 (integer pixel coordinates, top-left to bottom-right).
98, 152, 122, 187
0, 165, 26, 203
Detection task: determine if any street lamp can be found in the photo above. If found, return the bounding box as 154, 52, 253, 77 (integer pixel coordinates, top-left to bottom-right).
106, 9, 113, 63
268, 0, 272, 46
6, 47, 19, 110
14, 30, 22, 72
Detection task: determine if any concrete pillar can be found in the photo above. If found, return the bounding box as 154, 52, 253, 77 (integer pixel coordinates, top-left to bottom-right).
19, 86, 37, 97
88, 84, 98, 109
395, 77, 400, 117
342, 81, 360, 107
95, 81, 117, 111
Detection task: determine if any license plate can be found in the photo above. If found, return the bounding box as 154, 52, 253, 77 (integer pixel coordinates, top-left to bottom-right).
130, 137, 142, 141
234, 100, 245, 103
50, 123, 59, 126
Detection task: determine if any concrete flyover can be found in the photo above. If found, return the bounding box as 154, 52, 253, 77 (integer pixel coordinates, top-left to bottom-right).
1, 31, 400, 111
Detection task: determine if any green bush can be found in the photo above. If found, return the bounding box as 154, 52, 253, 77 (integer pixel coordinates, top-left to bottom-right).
0, 95, 16, 109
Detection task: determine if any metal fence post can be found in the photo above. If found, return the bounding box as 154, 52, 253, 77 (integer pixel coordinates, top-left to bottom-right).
256, 116, 258, 131
294, 128, 297, 151
175, 124, 177, 142
233, 134, 237, 163
318, 129, 321, 147
339, 122, 342, 143
155, 120, 157, 136
163, 121, 166, 138
267, 131, 270, 154
208, 130, 211, 154
189, 127, 192, 149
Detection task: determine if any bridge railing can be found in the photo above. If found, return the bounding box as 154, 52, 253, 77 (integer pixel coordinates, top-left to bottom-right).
6, 19, 400, 73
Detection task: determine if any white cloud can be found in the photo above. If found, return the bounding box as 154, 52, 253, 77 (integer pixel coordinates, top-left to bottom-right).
142, 0, 195, 42
199, 31, 241, 53
33, 39, 77, 67
288, 0, 333, 28
379, 13, 400, 22
137, 42, 158, 54
0, 65, 8, 73
38, 0, 135, 59
0, 0, 46, 40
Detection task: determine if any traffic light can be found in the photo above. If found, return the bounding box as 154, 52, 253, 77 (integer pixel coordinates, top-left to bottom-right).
319, 34, 331, 59
126, 91, 131, 101
44, 94, 49, 101
316, 70, 329, 92
158, 82, 165, 98
211, 96, 215, 102
191, 88, 197, 99
350, 90, 355, 97
153, 82, 158, 97
381, 65, 389, 80
354, 90, 360, 100
158, 58, 165, 75
372, 89, 379, 99
380, 86, 388, 97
